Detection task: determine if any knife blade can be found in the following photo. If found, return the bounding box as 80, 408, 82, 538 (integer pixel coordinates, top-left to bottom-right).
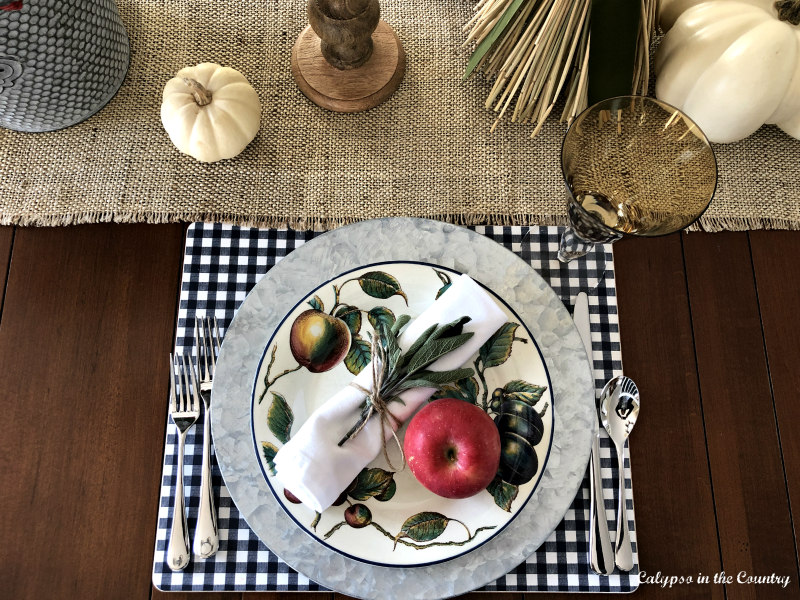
574, 292, 615, 575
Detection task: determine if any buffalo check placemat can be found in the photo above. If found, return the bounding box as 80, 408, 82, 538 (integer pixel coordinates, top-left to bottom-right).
152, 223, 638, 593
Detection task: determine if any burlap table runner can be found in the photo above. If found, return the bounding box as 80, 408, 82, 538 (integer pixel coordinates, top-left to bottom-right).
1, 0, 799, 230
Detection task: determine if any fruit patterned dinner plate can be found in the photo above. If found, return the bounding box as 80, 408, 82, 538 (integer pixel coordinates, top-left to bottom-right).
211, 218, 595, 600
251, 261, 554, 568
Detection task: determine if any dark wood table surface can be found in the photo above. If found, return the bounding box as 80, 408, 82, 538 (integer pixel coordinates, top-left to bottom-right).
2, 223, 799, 600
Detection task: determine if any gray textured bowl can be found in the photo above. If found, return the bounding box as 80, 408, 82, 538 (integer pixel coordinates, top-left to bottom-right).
211, 218, 594, 599
0, 0, 130, 132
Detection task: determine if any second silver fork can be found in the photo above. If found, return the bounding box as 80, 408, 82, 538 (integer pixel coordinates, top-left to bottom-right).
194, 316, 221, 559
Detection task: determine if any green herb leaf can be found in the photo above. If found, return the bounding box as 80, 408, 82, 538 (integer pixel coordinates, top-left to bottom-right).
335, 304, 362, 336
391, 313, 411, 336
502, 380, 547, 406
267, 392, 293, 444
261, 442, 279, 476
399, 323, 438, 367
479, 322, 519, 368
347, 467, 395, 501
308, 295, 324, 312
358, 271, 409, 303
406, 332, 474, 373
487, 476, 519, 512
344, 336, 372, 375
391, 368, 475, 393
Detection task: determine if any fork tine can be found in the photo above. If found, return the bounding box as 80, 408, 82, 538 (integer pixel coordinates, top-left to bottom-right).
203, 316, 216, 374
180, 354, 193, 412
211, 316, 220, 371
169, 353, 177, 413
187, 352, 201, 412
195, 316, 205, 381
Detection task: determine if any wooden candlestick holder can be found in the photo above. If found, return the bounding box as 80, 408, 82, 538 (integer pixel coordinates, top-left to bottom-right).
291, 0, 405, 113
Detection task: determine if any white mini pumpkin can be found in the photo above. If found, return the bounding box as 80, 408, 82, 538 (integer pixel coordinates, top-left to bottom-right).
161, 63, 261, 162
655, 0, 800, 143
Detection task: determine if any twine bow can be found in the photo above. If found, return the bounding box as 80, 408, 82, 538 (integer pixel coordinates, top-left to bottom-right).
342, 330, 406, 471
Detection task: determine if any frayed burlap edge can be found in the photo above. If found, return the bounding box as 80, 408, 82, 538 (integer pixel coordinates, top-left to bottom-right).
2, 210, 797, 233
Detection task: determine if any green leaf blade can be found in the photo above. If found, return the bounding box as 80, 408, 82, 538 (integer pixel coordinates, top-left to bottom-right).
479, 322, 519, 368
347, 468, 395, 501
261, 442, 279, 476
399, 512, 450, 542
464, 0, 530, 79
267, 392, 294, 444
335, 304, 362, 336
487, 476, 519, 512
344, 336, 372, 375
406, 332, 475, 374
358, 271, 409, 303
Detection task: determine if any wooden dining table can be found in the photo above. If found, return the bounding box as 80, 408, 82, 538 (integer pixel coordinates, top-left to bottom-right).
1, 223, 798, 600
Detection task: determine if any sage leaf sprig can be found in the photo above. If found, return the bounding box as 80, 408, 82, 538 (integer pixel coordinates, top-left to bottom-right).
338, 315, 476, 447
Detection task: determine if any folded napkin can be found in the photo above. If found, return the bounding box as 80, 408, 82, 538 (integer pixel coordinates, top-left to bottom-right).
273, 274, 508, 513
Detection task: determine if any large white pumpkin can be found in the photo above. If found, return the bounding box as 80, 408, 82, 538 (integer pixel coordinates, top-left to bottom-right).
161, 63, 261, 162
655, 0, 800, 142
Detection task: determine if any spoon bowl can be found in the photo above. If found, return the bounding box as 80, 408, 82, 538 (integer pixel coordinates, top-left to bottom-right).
599, 375, 640, 572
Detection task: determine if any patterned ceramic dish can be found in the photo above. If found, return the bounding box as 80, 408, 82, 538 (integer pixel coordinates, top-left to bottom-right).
211, 217, 594, 599
252, 261, 554, 567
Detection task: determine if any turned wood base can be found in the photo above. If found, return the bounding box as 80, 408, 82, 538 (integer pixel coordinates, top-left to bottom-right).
291, 20, 405, 113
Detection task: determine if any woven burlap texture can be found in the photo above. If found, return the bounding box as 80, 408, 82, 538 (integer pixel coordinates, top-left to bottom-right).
1, 0, 799, 230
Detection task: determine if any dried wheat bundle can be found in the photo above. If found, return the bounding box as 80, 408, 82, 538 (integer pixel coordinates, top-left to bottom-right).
464, 0, 657, 136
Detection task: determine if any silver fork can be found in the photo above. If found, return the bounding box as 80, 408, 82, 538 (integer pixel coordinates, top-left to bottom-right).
167, 353, 201, 571
193, 316, 221, 559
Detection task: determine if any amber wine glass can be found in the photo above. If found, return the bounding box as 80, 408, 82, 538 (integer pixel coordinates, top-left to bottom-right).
558, 96, 717, 262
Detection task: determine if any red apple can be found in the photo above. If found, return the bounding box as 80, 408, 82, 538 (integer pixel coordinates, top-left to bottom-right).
404, 398, 501, 499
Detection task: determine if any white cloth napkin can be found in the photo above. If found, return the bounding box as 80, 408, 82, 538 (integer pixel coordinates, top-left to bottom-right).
273, 274, 508, 513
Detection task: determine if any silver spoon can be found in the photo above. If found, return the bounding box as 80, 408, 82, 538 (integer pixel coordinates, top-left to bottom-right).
600, 375, 640, 572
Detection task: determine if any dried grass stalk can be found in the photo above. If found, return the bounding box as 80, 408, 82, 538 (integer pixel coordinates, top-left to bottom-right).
465, 0, 658, 136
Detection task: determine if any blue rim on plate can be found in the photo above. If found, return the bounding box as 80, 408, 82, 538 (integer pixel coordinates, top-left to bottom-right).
249, 260, 555, 569
211, 217, 595, 600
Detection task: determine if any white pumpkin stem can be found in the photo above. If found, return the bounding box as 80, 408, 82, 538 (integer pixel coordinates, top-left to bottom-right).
775, 0, 800, 25
181, 78, 213, 106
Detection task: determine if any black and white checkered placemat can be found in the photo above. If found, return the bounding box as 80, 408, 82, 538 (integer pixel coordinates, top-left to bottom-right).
152, 223, 637, 593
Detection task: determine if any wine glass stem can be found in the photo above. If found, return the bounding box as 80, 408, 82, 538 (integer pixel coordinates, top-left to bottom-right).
558, 227, 595, 263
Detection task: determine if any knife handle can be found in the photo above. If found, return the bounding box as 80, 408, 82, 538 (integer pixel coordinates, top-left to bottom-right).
589, 435, 615, 575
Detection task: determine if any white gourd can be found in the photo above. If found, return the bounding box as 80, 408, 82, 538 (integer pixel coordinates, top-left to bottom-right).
161, 63, 261, 162
655, 0, 800, 143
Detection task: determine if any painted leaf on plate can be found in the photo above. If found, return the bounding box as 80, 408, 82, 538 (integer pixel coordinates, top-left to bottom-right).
479, 322, 520, 368
487, 476, 519, 512
345, 335, 372, 375
267, 392, 293, 444
347, 467, 395, 501
502, 379, 547, 406
335, 304, 362, 336
261, 442, 279, 476
367, 306, 395, 332
430, 375, 480, 404
308, 295, 324, 312
397, 512, 450, 542
358, 271, 409, 303
433, 269, 452, 299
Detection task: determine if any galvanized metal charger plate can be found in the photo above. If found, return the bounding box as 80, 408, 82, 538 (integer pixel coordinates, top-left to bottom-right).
211, 217, 595, 599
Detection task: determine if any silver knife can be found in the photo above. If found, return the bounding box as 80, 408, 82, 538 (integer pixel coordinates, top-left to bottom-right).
574, 292, 615, 575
